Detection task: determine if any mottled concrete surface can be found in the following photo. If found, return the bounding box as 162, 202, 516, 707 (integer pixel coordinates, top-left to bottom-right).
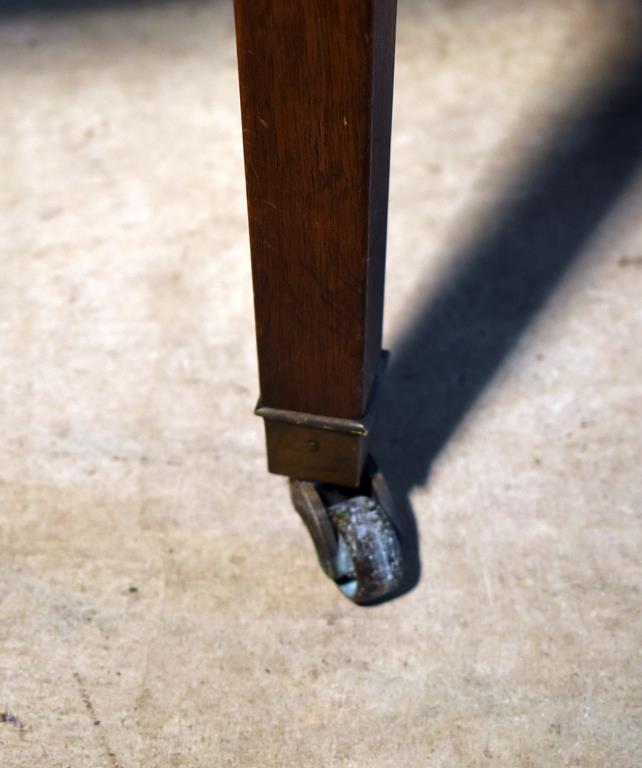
1, 1, 641, 766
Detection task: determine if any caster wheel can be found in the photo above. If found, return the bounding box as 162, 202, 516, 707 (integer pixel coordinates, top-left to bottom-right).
329, 496, 402, 603
289, 458, 402, 604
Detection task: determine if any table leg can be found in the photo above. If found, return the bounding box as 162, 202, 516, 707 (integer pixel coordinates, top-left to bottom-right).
234, 0, 400, 601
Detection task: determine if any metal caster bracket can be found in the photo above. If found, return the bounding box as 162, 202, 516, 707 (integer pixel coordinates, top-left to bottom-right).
289, 457, 402, 604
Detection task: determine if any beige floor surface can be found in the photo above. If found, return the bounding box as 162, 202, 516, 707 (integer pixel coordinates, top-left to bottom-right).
1, 1, 641, 766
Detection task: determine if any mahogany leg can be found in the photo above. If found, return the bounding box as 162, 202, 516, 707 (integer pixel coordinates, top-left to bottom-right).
234, 0, 400, 602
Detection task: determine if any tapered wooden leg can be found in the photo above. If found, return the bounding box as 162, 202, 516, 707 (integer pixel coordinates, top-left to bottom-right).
234, 0, 397, 487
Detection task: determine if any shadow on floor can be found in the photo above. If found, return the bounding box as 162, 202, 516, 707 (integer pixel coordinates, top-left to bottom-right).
374, 43, 642, 604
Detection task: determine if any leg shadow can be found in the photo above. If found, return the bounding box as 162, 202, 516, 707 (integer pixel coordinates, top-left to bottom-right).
375, 45, 642, 602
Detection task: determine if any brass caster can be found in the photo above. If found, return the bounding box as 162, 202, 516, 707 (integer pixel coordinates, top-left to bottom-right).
289, 457, 402, 604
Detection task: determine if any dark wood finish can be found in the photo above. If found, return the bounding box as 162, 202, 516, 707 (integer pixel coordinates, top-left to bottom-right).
234, 0, 397, 426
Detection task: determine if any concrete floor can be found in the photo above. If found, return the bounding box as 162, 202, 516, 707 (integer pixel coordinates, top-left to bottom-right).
1, 1, 641, 766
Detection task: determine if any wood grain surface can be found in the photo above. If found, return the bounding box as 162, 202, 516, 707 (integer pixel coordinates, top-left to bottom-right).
234, 0, 397, 420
